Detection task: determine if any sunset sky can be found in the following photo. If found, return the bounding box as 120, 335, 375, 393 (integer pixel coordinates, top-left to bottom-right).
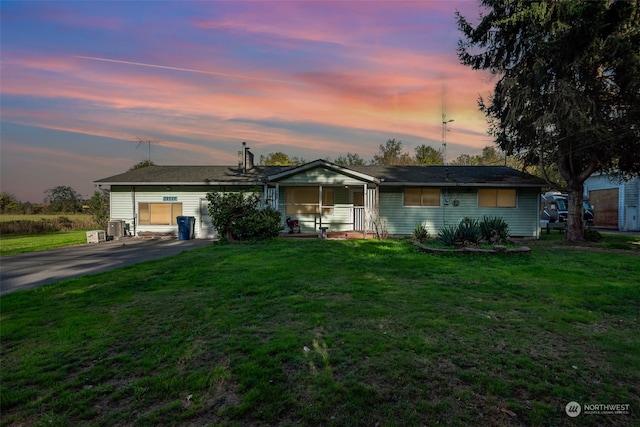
1, 1, 496, 203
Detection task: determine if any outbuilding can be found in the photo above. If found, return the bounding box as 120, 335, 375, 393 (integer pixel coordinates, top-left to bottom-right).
585, 173, 640, 231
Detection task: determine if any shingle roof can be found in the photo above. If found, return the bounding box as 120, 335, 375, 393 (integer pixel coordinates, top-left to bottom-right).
349, 165, 546, 187
94, 165, 290, 185
95, 162, 546, 188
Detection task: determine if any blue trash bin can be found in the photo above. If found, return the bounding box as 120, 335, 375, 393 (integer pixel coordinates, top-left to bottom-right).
177, 216, 195, 240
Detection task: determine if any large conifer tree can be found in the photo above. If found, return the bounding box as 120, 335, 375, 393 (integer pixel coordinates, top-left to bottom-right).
457, 0, 640, 241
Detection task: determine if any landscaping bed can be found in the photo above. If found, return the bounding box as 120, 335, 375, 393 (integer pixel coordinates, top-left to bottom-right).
413, 240, 531, 254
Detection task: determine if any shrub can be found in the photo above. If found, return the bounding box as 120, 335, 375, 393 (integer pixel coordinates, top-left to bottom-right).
437, 224, 458, 246
583, 227, 602, 242
479, 216, 510, 244
206, 190, 283, 242
234, 206, 283, 241
371, 206, 389, 240
413, 223, 430, 242
438, 219, 482, 247
456, 218, 482, 246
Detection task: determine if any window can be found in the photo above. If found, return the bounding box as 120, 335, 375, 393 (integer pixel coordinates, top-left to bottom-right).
478, 189, 516, 208
285, 187, 334, 215
138, 202, 183, 225
403, 188, 440, 206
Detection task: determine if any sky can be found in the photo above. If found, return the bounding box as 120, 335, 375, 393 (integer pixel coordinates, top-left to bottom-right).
1, 0, 496, 203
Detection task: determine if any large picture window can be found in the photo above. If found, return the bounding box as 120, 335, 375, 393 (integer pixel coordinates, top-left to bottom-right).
285, 187, 334, 215
478, 189, 516, 208
403, 188, 440, 206
138, 202, 183, 225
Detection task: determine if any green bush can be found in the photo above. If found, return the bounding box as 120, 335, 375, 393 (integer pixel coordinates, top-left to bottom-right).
413, 223, 430, 242
437, 224, 459, 247
479, 216, 510, 244
206, 190, 283, 242
234, 206, 283, 241
584, 227, 602, 242
456, 218, 482, 245
438, 219, 482, 247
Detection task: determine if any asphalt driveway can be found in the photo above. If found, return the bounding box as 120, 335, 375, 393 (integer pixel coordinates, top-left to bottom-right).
0, 238, 213, 296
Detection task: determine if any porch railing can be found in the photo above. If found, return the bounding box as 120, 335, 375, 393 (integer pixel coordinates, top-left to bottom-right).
353, 207, 365, 231
287, 205, 368, 232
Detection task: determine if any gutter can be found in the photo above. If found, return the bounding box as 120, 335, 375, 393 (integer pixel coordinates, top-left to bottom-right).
378, 182, 545, 188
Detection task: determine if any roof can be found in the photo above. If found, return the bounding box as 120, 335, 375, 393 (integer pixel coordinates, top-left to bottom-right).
348, 165, 546, 187
95, 161, 546, 188
266, 159, 380, 184
94, 165, 290, 186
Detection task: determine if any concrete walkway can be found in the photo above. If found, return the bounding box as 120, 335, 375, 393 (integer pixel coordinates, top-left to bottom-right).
0, 238, 213, 296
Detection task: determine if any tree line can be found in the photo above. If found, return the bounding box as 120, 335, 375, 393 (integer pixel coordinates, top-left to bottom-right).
259, 139, 565, 184
259, 138, 519, 168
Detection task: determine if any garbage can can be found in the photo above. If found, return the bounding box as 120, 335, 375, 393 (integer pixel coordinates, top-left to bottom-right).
177, 216, 195, 240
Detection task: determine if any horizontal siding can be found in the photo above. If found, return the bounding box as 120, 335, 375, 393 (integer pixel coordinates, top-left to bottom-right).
278, 168, 368, 185
379, 187, 539, 237
585, 174, 623, 192
110, 184, 541, 238
110, 185, 256, 238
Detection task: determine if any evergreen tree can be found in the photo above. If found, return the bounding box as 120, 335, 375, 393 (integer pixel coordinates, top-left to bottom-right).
457, 0, 640, 242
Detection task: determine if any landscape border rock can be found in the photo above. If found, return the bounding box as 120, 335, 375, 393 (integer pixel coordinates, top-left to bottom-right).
413, 240, 531, 255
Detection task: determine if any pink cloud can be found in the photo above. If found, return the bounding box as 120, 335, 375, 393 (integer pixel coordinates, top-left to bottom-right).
3, 12, 495, 165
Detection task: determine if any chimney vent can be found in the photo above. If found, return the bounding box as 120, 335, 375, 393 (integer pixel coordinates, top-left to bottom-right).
238, 142, 253, 173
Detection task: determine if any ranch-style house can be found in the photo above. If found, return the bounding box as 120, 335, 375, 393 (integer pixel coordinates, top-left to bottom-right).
94, 150, 546, 239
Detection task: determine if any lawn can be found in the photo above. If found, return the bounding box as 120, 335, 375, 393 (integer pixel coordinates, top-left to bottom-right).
1, 237, 639, 426
0, 231, 89, 256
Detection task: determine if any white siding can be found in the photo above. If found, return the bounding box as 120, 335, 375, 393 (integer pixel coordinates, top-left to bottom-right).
110, 185, 236, 238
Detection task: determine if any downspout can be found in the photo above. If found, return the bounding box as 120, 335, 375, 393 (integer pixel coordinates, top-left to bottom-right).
319, 185, 323, 229
132, 186, 136, 237
637, 179, 640, 231
263, 182, 268, 206
619, 183, 625, 231
362, 183, 367, 239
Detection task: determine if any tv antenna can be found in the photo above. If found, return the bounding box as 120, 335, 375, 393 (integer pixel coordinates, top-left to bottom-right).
135, 136, 159, 163
442, 82, 453, 166
442, 114, 454, 166
441, 83, 454, 165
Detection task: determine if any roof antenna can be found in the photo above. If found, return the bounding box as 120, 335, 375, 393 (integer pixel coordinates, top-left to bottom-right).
441, 84, 454, 166
135, 136, 159, 164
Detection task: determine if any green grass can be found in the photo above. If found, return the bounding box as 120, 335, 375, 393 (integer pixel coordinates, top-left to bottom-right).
0, 231, 89, 256
0, 214, 94, 222
1, 237, 639, 426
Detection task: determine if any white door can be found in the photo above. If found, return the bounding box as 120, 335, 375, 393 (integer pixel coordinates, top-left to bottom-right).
199, 198, 218, 239
625, 206, 638, 231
